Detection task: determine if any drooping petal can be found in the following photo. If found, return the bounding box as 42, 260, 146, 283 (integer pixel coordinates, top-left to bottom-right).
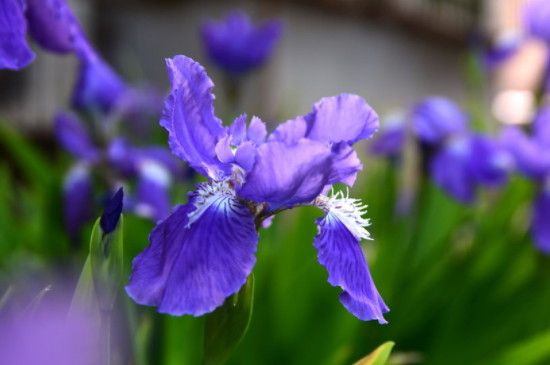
429, 135, 476, 204
161, 55, 230, 179
0, 0, 35, 70
63, 164, 94, 239
304, 94, 379, 145
72, 36, 127, 113
54, 112, 100, 162
412, 97, 468, 145
25, 0, 79, 53
126, 184, 259, 316
532, 187, 550, 255
313, 200, 388, 323
238, 140, 333, 210
134, 161, 172, 221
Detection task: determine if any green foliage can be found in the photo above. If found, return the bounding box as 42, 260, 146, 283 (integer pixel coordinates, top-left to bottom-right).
352, 342, 394, 365
203, 274, 255, 365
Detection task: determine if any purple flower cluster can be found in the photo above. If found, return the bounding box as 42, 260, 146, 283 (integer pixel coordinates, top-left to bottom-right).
201, 11, 283, 76
371, 97, 513, 204
502, 105, 550, 254
126, 55, 389, 323
0, 0, 181, 238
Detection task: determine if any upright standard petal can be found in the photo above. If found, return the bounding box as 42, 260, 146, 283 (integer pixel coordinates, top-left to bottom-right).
532, 187, 550, 255
412, 97, 468, 145
305, 94, 379, 145
312, 193, 388, 323
271, 94, 379, 146
25, 0, 78, 53
54, 112, 100, 162
238, 140, 333, 211
533, 104, 550, 146
161, 55, 230, 179
127, 184, 259, 316
429, 135, 476, 204
0, 0, 35, 70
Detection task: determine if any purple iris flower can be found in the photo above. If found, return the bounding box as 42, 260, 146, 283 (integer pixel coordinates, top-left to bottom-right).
502, 106, 550, 254
411, 97, 468, 145
0, 0, 80, 70
370, 97, 511, 203
126, 55, 388, 323
55, 112, 178, 236
201, 11, 283, 76
429, 133, 512, 204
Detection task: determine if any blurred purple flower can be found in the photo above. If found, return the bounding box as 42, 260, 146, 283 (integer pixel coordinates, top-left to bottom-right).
0, 300, 101, 365
501, 106, 550, 254
412, 97, 468, 145
0, 0, 35, 69
524, 0, 550, 44
369, 112, 407, 157
63, 163, 94, 239
126, 55, 388, 323
201, 11, 283, 76
0, 0, 81, 70
55, 112, 178, 231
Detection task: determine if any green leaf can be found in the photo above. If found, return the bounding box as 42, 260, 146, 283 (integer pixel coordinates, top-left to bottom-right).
69, 255, 100, 318
89, 215, 125, 312
0, 121, 54, 186
352, 341, 395, 365
203, 274, 255, 365
70, 215, 124, 316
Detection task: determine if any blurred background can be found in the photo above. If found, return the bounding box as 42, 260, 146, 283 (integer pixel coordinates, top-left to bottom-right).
2, 1, 550, 365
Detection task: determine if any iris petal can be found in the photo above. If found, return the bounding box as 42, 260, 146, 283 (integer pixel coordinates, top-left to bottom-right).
63, 164, 94, 239
126, 191, 258, 316
161, 55, 230, 179
314, 212, 388, 323
238, 140, 333, 210
54, 112, 100, 162
305, 94, 379, 145
26, 0, 77, 53
429, 136, 476, 204
0, 0, 35, 70
412, 97, 468, 145
533, 189, 550, 255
